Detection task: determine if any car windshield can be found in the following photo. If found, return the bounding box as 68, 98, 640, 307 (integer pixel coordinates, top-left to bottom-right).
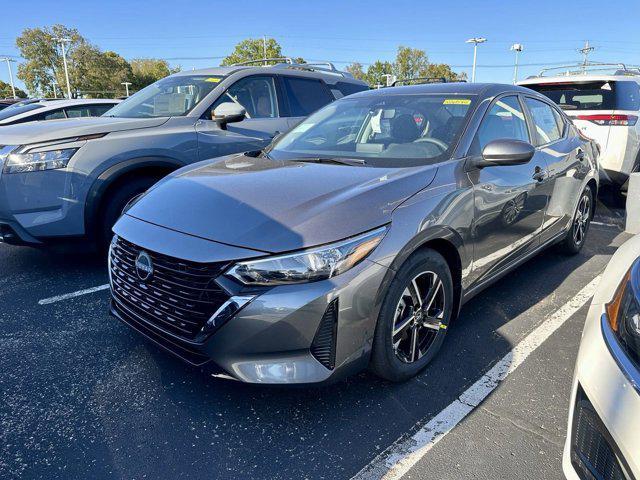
104, 74, 224, 118
268, 93, 476, 167
0, 103, 44, 121
526, 81, 640, 111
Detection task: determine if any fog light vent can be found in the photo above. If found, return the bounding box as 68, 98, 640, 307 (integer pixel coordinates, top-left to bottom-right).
310, 299, 338, 370
570, 386, 631, 480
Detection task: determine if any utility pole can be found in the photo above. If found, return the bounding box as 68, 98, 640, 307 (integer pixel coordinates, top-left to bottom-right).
0, 57, 17, 98
466, 37, 487, 83
263, 35, 267, 65
579, 41, 595, 73
121, 82, 132, 97
510, 43, 523, 84
56, 37, 72, 99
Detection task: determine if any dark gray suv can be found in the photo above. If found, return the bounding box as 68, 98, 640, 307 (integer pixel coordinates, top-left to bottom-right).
0, 61, 367, 247
110, 83, 598, 384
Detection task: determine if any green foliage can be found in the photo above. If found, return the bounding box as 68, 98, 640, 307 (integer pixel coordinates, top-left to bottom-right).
130, 58, 178, 92
0, 80, 27, 98
346, 46, 464, 87
221, 38, 283, 66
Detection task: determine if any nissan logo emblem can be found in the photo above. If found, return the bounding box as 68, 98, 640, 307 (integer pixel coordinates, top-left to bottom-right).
135, 251, 154, 281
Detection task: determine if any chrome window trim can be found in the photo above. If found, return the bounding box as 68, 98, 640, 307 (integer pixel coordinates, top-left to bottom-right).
601, 313, 640, 394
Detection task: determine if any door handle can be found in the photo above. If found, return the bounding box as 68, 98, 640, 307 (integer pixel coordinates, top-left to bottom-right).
532, 167, 547, 182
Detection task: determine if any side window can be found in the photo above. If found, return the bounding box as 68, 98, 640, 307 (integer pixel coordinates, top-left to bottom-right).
335, 81, 369, 97
89, 104, 115, 116
474, 95, 529, 152
211, 76, 278, 119
282, 77, 333, 116
524, 97, 562, 145
43, 109, 66, 120
66, 104, 114, 118
551, 107, 566, 137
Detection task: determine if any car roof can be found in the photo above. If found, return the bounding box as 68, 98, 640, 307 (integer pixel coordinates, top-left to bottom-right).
33, 98, 121, 108
518, 74, 640, 85
347, 82, 533, 98
172, 65, 367, 85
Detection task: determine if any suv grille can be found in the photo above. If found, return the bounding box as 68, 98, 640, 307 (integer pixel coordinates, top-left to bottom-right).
110, 236, 230, 342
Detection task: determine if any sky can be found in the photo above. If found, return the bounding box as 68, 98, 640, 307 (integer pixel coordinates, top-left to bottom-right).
1, 0, 640, 92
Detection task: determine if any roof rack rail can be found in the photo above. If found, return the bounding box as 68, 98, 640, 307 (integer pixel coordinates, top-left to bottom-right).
391, 77, 461, 87
535, 62, 640, 78
230, 58, 353, 78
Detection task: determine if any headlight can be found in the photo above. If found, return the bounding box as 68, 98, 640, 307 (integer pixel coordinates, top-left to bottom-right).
226, 226, 388, 286
3, 148, 77, 174
605, 258, 640, 366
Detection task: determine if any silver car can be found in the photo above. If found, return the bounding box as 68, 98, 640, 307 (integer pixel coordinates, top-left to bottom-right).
110, 83, 598, 384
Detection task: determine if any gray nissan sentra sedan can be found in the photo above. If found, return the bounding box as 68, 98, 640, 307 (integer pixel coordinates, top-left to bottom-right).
109, 83, 598, 384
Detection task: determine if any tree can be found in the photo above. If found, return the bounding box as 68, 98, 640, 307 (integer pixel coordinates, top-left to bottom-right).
221, 38, 284, 66
0, 80, 27, 98
130, 58, 178, 91
71, 47, 133, 97
393, 46, 430, 81
345, 62, 366, 81
366, 60, 394, 87
16, 24, 86, 97
423, 63, 467, 82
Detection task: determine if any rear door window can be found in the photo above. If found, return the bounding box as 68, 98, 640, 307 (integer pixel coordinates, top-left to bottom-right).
42, 109, 66, 120
282, 77, 334, 116
65, 104, 115, 118
526, 81, 640, 111
524, 97, 562, 145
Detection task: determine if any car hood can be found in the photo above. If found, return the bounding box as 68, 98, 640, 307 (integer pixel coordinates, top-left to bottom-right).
125, 154, 437, 253
0, 116, 170, 145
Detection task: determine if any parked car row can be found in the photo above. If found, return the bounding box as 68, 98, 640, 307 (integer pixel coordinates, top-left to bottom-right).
1, 59, 637, 479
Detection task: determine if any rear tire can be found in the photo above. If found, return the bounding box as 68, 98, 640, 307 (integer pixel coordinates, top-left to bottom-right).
370, 249, 454, 382
559, 186, 593, 255
96, 176, 160, 251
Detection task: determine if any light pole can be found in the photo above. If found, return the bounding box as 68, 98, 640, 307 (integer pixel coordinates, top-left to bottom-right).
0, 57, 16, 98
121, 82, 132, 97
466, 37, 486, 83
382, 73, 396, 87
55, 37, 72, 99
511, 43, 523, 84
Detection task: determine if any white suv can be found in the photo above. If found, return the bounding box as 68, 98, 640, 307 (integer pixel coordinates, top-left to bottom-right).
519, 64, 640, 199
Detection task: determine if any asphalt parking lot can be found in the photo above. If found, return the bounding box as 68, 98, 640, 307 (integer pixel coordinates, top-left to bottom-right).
0, 198, 630, 480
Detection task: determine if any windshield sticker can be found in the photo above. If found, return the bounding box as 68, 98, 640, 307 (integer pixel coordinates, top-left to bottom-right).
205, 77, 222, 83
443, 98, 471, 105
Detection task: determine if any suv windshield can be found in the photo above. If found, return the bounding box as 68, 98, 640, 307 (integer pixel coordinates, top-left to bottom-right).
527, 80, 640, 111
0, 103, 44, 121
268, 93, 475, 167
104, 75, 224, 118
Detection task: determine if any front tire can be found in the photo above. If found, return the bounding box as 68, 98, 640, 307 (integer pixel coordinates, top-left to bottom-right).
97, 176, 160, 251
370, 249, 454, 382
560, 186, 593, 255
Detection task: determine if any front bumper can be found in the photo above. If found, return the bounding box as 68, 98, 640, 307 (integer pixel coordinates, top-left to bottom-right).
563, 305, 640, 479
110, 219, 389, 385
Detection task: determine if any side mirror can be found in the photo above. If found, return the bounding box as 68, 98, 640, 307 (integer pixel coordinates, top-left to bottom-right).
212, 102, 246, 130
475, 139, 535, 168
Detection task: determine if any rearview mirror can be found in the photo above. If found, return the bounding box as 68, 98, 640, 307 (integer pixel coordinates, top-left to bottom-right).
476, 139, 535, 168
212, 102, 246, 130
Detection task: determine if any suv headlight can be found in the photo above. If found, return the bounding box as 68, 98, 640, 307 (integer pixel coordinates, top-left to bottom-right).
605, 258, 640, 366
3, 147, 78, 174
225, 226, 388, 286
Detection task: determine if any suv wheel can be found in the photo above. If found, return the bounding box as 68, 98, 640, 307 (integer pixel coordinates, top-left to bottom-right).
370, 249, 453, 382
97, 176, 160, 250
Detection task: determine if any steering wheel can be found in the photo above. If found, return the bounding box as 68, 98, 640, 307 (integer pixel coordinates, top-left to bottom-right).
416, 137, 448, 153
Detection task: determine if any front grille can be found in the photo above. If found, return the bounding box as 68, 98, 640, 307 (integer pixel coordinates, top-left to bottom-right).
310, 299, 338, 370
109, 236, 231, 342
571, 386, 632, 480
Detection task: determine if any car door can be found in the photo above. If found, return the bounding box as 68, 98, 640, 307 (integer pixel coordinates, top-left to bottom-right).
522, 96, 588, 244
280, 75, 336, 129
467, 94, 549, 285
195, 75, 290, 160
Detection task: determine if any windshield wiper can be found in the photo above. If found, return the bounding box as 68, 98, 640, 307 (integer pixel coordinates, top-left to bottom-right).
294, 157, 366, 166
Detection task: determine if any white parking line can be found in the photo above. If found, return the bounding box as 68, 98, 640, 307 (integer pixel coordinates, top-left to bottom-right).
351, 274, 602, 480
38, 284, 110, 305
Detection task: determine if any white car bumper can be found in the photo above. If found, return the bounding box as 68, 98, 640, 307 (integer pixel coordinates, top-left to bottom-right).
563, 303, 640, 479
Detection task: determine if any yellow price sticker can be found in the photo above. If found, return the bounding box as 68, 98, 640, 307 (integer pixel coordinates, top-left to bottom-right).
443, 98, 471, 105
205, 77, 222, 83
